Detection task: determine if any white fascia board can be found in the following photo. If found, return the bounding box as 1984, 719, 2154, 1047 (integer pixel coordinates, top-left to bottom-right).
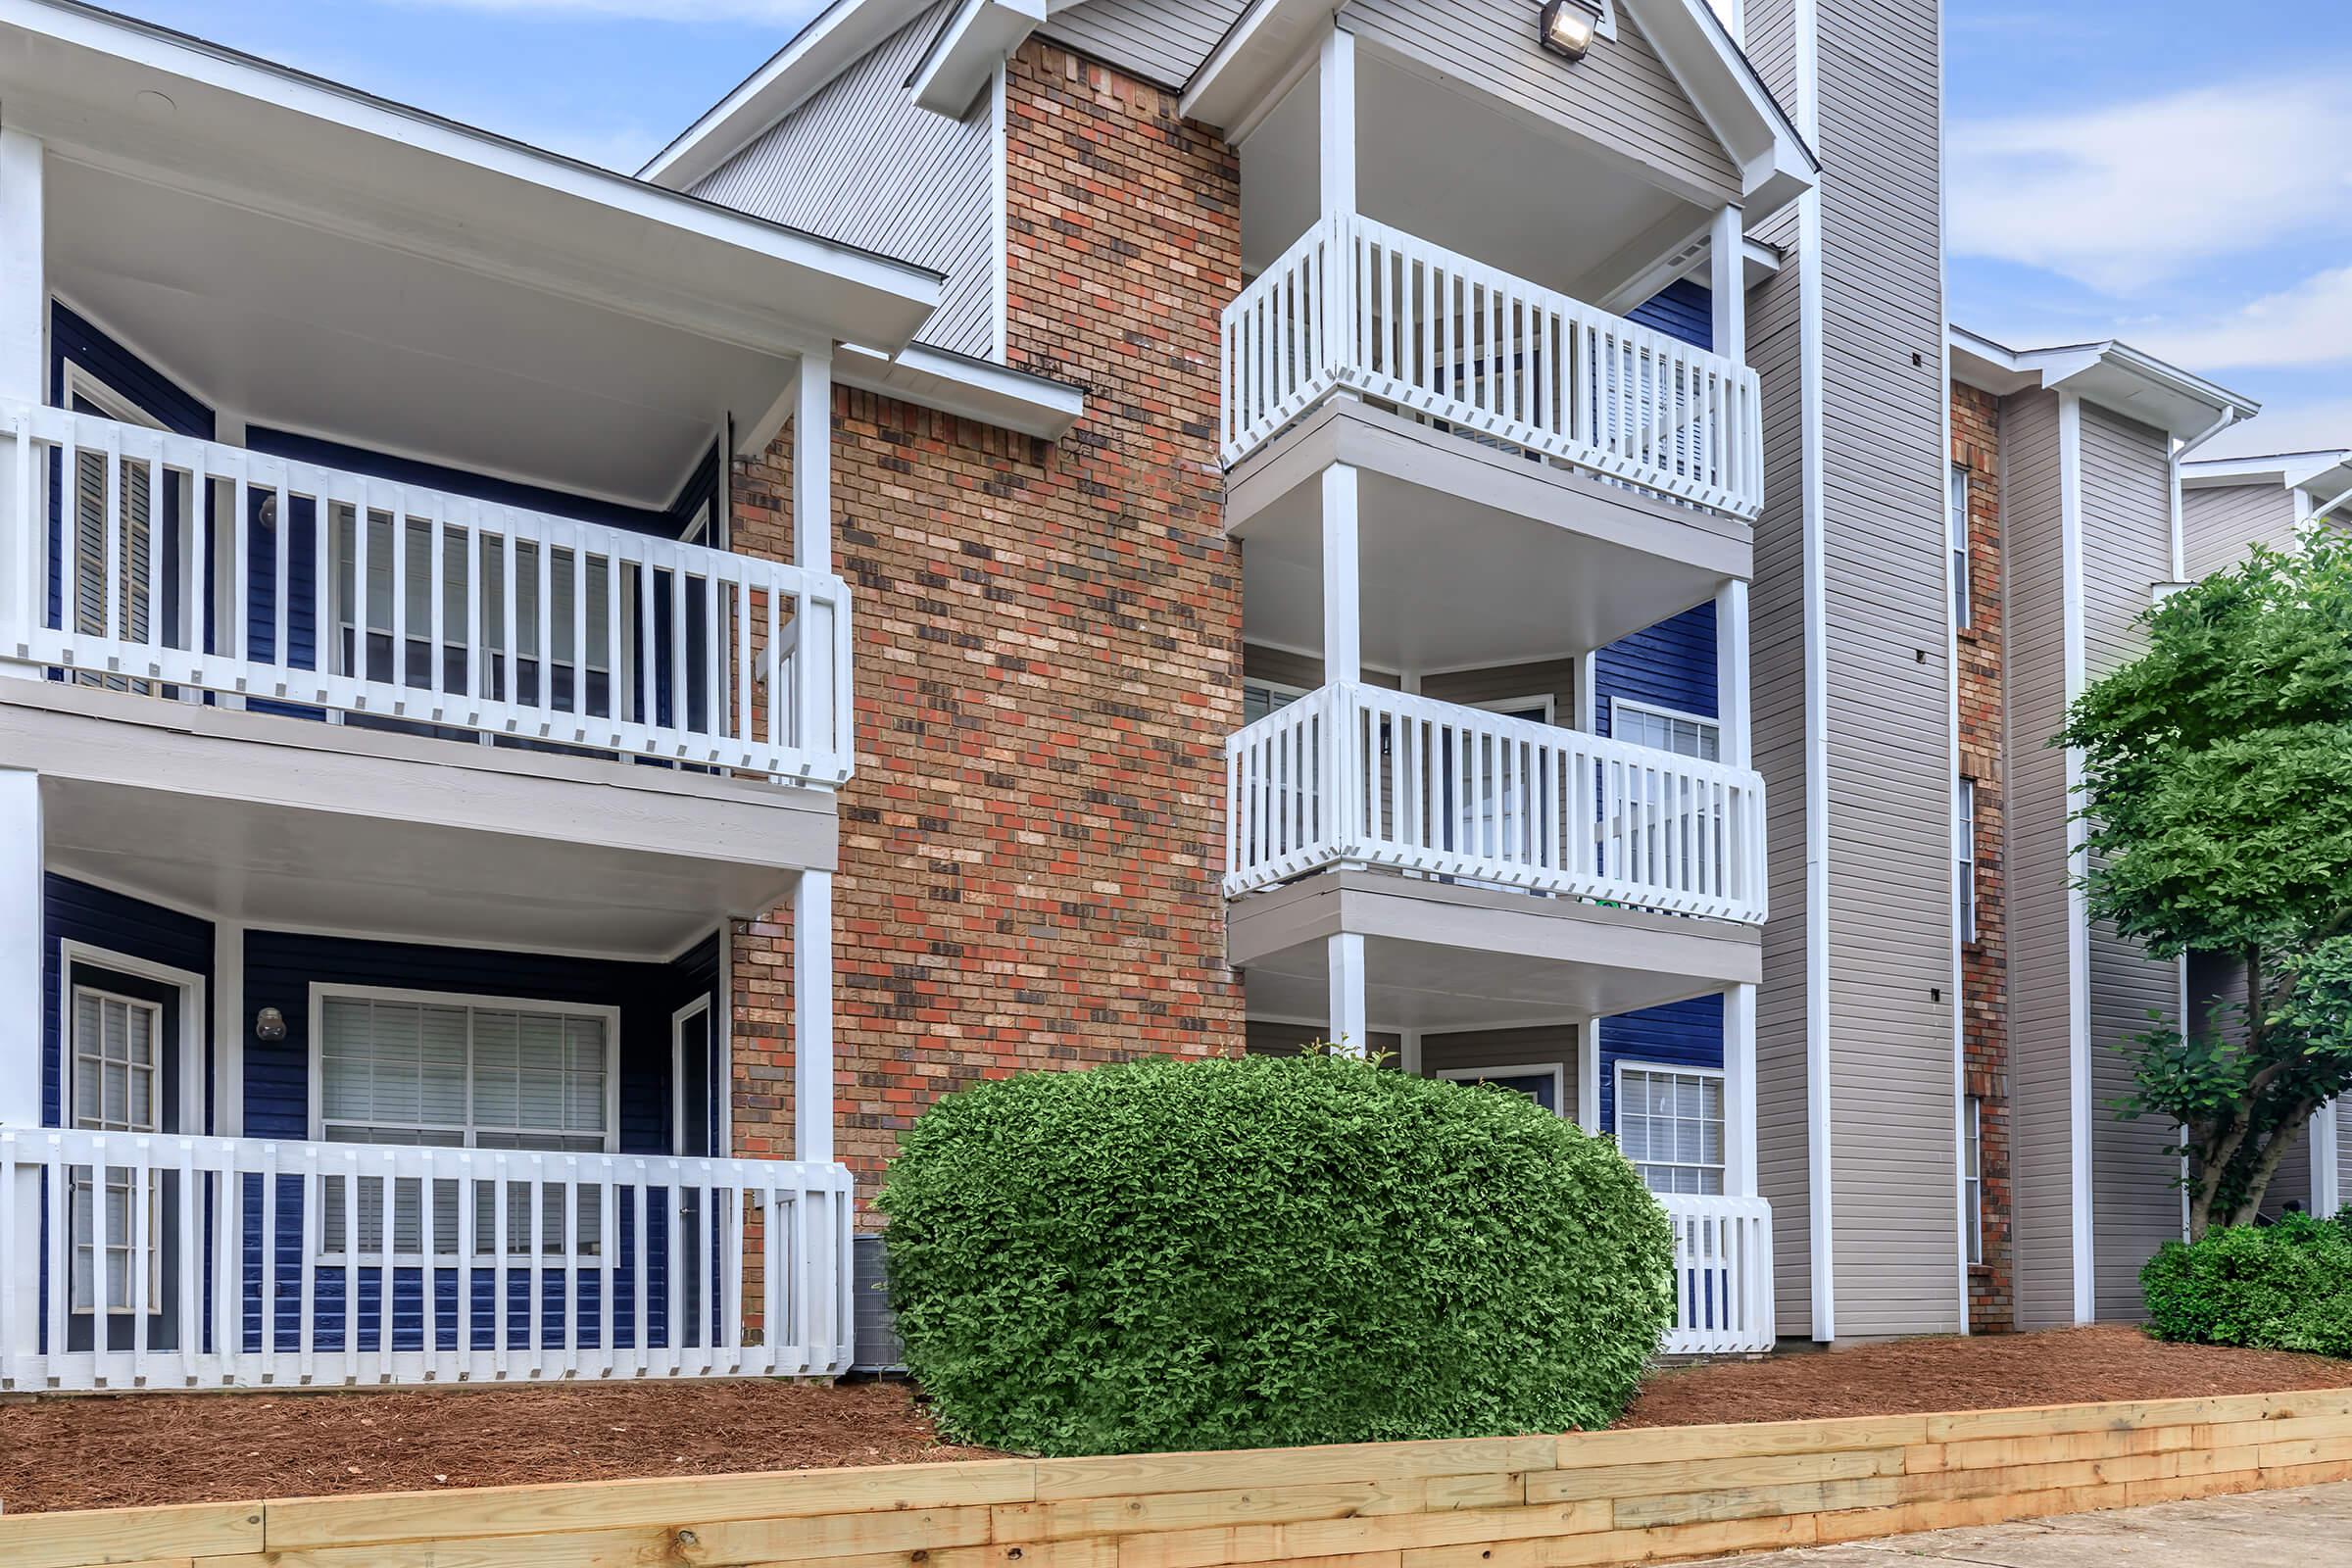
642, 0, 935, 189
1946, 325, 2259, 441
909, 0, 1044, 118
2, 0, 946, 351
836, 340, 1085, 439
1625, 0, 1816, 208
1180, 0, 1331, 134
2181, 450, 2352, 494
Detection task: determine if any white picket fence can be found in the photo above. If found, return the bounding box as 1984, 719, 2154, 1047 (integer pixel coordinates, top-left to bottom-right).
0, 1128, 857, 1391
1220, 212, 1764, 518
0, 400, 853, 783
1659, 1193, 1775, 1354
1225, 683, 1768, 925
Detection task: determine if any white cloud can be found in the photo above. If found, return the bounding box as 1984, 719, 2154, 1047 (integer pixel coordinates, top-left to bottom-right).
2198, 398, 2352, 463
1949, 79, 2352, 293
2138, 268, 2352, 372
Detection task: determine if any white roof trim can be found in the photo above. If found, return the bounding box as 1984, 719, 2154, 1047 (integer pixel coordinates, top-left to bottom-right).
1623, 0, 1815, 213
5, 0, 946, 353
2181, 451, 2352, 497
640, 0, 936, 190
1947, 324, 2259, 442
836, 341, 1085, 439
909, 0, 1043, 118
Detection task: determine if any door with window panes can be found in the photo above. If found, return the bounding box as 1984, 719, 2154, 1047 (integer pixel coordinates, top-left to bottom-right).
65, 962, 186, 1353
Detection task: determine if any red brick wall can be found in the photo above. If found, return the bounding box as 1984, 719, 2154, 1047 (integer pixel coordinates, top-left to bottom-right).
1953, 381, 2011, 1332
729, 40, 1247, 1201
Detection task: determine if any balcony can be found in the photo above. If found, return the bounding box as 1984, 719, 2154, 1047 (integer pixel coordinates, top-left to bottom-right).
1, 402, 851, 786
1227, 683, 1767, 925
1221, 215, 1763, 519
0, 1128, 854, 1391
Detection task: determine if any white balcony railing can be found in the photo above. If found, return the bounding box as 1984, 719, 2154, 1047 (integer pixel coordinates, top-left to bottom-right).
1659, 1193, 1774, 1354
0, 401, 853, 783
1221, 213, 1763, 518
1227, 684, 1767, 925
0, 1128, 856, 1392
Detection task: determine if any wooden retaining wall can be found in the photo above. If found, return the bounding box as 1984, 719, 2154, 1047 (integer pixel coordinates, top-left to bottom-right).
14, 1387, 2352, 1568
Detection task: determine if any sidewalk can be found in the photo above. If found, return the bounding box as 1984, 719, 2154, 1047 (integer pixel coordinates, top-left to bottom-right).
1718, 1481, 2352, 1565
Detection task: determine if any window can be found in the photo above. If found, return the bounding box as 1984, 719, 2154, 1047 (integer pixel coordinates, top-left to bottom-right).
315, 989, 615, 1259
1964, 1095, 1984, 1265
1241, 677, 1306, 726
1957, 776, 1979, 945
1615, 1063, 1725, 1196
1438, 1063, 1565, 1116
1611, 700, 1721, 761
1948, 464, 1973, 630
69, 987, 165, 1312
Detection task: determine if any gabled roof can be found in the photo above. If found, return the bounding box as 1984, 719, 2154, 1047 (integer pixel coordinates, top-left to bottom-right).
2181, 451, 2352, 501
1947, 325, 2259, 444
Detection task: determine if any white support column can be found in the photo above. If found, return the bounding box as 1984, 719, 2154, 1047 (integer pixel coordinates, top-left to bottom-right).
1326, 932, 1368, 1056
0, 769, 38, 1129
1709, 203, 1745, 367
1577, 1017, 1600, 1134
1318, 26, 1356, 218
1396, 1029, 1423, 1078
793, 347, 836, 763
2314, 1101, 2342, 1218
1725, 984, 1759, 1198
793, 870, 836, 1164
0, 131, 44, 667
1715, 578, 1751, 768
1322, 464, 1361, 685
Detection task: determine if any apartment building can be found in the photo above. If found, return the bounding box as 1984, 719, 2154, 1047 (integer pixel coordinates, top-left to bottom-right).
0, 0, 2313, 1398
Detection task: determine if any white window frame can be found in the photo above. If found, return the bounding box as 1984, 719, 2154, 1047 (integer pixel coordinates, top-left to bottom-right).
1473, 694, 1556, 725
1613, 1059, 1728, 1196
306, 983, 622, 1153
1949, 463, 1973, 631
1964, 1094, 1984, 1265
1609, 697, 1722, 760
1957, 775, 1979, 945
1241, 674, 1311, 725
1436, 1061, 1568, 1118
671, 993, 716, 1159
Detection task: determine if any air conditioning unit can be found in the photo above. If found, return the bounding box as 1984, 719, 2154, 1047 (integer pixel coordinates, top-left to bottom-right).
852, 1233, 906, 1373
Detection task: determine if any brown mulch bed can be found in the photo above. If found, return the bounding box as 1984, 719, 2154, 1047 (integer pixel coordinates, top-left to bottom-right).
7, 1326, 2352, 1515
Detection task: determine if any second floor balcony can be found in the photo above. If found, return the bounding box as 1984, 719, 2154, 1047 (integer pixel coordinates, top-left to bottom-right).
1227, 681, 1767, 926
1222, 214, 1763, 519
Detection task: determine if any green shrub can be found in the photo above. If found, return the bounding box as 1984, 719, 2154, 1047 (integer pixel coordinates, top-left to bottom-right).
876, 1051, 1675, 1457
2142, 1210, 2352, 1357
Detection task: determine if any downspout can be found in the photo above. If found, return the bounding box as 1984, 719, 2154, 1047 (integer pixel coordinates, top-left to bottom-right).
2306, 484, 2352, 527
2170, 404, 2243, 581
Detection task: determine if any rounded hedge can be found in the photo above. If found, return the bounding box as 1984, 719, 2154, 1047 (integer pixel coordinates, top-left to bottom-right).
876, 1051, 1675, 1456
2143, 1211, 2352, 1357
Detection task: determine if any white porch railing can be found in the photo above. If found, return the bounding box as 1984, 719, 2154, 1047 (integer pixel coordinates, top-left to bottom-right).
1658, 1193, 1774, 1355
1220, 213, 1764, 518
0, 401, 853, 784
1226, 684, 1767, 925
0, 1128, 856, 1392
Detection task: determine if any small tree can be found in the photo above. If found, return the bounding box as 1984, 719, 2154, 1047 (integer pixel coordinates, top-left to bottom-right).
2059, 533, 2352, 1236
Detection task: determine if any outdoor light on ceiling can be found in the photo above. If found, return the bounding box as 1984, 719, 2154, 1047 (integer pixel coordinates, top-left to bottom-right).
1539, 0, 1603, 61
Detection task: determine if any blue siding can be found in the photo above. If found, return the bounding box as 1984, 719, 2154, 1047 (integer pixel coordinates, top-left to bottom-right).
1593, 599, 1725, 1121
236, 929, 724, 1355
41, 876, 215, 1131
1629, 279, 1713, 353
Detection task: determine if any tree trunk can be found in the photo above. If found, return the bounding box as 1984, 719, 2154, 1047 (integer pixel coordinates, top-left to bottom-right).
2226, 1104, 2317, 1228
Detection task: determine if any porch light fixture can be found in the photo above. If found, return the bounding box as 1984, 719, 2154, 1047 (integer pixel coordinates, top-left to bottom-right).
254, 1006, 287, 1044
1539, 0, 1603, 61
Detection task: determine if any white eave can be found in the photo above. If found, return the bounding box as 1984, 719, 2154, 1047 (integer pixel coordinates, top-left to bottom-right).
909, 0, 1044, 118
1, 0, 946, 356
640, 0, 938, 191
836, 341, 1085, 440
2181, 450, 2352, 498
1948, 325, 2260, 443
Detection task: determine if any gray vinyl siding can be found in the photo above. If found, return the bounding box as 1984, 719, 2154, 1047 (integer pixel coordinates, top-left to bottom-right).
2000, 387, 2078, 1331
1424, 1027, 1580, 1122
1242, 644, 1401, 693
1341, 1, 1740, 206
2079, 404, 2184, 1318
1745, 234, 1811, 1334
1420, 661, 1578, 723
2340, 1100, 2352, 1214
2181, 483, 2299, 583
1246, 1020, 1402, 1055
1042, 0, 1246, 89
1812, 0, 1955, 1341
691, 2, 996, 358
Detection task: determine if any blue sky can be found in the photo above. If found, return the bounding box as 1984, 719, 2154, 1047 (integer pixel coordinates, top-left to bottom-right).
120, 1, 2352, 458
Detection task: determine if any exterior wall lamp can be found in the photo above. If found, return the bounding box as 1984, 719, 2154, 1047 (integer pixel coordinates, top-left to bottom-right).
254, 1006, 288, 1044
1539, 0, 1603, 61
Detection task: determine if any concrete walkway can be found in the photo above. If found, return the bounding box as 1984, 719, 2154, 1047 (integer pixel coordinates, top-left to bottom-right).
1715, 1482, 2352, 1565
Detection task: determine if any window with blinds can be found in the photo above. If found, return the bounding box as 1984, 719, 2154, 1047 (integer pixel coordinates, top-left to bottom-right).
1616, 1064, 1726, 1196
317, 993, 612, 1259
70, 987, 164, 1312
1611, 700, 1721, 761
